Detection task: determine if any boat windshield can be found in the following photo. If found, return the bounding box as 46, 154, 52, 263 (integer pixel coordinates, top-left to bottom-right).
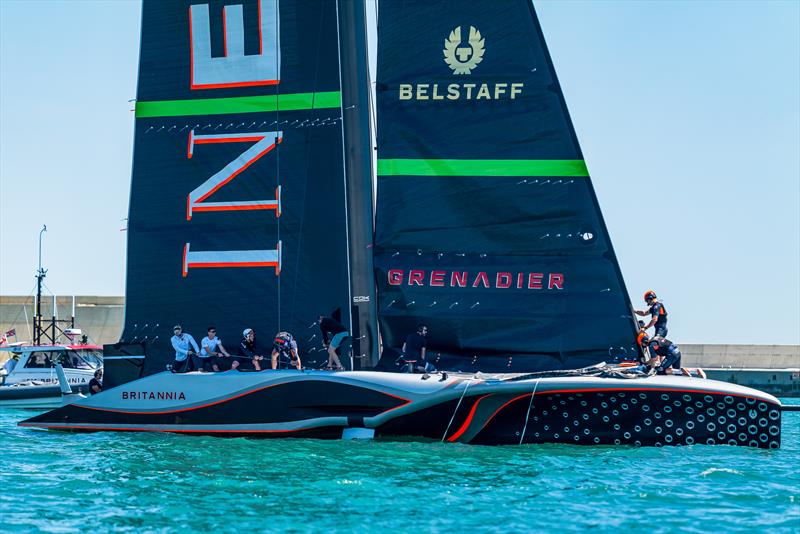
21, 350, 102, 370
71, 350, 102, 370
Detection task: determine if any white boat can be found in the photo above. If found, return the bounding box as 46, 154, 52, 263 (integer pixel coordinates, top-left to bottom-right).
0, 344, 102, 408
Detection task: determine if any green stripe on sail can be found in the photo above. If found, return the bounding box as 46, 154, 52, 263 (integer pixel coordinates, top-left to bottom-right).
135, 91, 342, 118
377, 159, 589, 177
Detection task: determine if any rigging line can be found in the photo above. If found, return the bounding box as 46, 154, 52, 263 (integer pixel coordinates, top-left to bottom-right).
4, 281, 38, 335
275, 0, 281, 331
334, 0, 355, 345
365, 2, 378, 141
519, 379, 540, 445
22, 302, 32, 342
441, 377, 473, 442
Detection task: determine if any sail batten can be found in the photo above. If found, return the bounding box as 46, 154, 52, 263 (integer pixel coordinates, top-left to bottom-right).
377, 159, 589, 177
135, 91, 342, 118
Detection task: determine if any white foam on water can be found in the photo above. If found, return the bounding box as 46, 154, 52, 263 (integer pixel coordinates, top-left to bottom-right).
700, 467, 744, 477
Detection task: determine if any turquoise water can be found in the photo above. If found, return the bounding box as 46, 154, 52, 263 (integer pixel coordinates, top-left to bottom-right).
1, 402, 798, 533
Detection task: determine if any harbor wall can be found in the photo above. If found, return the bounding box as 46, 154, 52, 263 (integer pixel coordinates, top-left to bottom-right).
0, 296, 124, 346
1, 296, 798, 395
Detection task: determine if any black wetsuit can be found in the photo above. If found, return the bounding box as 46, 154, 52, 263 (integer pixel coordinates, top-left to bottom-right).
648, 337, 681, 374
648, 301, 668, 337
237, 338, 262, 370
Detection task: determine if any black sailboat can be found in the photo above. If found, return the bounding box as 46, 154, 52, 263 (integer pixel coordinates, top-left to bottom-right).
22, 0, 783, 448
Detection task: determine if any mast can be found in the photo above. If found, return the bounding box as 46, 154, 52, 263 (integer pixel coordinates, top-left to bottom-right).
336, 0, 379, 368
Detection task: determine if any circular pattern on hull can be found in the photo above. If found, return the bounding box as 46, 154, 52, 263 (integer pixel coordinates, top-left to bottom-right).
476, 389, 782, 449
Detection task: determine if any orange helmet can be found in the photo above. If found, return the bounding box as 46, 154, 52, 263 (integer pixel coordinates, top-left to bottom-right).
637, 331, 650, 347
643, 290, 657, 302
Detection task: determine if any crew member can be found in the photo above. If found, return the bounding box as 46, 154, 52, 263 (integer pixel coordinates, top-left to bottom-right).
401, 324, 433, 373
200, 326, 232, 372
638, 334, 705, 378
89, 369, 103, 394
635, 290, 668, 337
238, 328, 266, 371
170, 325, 199, 373
271, 331, 301, 370
318, 315, 348, 371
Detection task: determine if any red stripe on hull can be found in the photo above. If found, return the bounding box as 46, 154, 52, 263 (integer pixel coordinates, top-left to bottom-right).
446, 394, 491, 442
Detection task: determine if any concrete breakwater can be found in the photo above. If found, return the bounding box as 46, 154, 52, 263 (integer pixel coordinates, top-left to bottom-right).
680, 344, 799, 396
2, 296, 798, 395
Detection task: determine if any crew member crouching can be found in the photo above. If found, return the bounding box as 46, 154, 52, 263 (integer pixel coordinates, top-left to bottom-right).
272, 331, 301, 370
639, 334, 706, 378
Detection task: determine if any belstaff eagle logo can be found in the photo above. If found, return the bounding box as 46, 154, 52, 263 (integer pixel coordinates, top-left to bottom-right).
443, 26, 485, 75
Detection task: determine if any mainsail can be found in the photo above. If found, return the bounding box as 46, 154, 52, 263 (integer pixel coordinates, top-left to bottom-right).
374, 0, 638, 372
123, 0, 350, 373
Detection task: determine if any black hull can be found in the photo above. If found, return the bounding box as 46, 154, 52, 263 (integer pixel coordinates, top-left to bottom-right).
20, 371, 782, 448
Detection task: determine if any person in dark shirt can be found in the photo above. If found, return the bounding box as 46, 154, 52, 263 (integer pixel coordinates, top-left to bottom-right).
238, 328, 267, 371
401, 324, 433, 373
88, 369, 103, 394
271, 331, 301, 370
638, 334, 704, 378
318, 315, 348, 371
635, 290, 668, 337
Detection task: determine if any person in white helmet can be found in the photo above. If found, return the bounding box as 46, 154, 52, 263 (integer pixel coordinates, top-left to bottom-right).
238, 328, 267, 371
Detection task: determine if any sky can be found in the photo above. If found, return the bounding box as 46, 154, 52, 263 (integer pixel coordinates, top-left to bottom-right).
0, 0, 798, 345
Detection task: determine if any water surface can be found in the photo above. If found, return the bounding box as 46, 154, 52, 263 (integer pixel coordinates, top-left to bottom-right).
1, 401, 798, 532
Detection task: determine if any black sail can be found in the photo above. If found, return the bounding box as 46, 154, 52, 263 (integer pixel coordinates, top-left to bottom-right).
375, 0, 638, 372
122, 0, 350, 373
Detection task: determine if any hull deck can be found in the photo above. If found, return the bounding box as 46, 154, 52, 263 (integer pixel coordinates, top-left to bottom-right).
19, 369, 782, 448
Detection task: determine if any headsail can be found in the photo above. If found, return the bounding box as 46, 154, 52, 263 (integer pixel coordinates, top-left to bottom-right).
375, 0, 638, 372
123, 0, 350, 373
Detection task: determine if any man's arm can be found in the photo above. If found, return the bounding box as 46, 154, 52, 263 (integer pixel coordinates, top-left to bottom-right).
643, 304, 660, 330
420, 346, 426, 361
188, 335, 200, 354
218, 342, 230, 357
292, 349, 301, 370
635, 310, 648, 317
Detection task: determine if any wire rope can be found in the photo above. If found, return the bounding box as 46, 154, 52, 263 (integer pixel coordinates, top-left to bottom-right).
441, 377, 473, 442
519, 379, 540, 445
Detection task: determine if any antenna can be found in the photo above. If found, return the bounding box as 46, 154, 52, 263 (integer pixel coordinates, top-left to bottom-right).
33, 225, 75, 345
35, 225, 47, 345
